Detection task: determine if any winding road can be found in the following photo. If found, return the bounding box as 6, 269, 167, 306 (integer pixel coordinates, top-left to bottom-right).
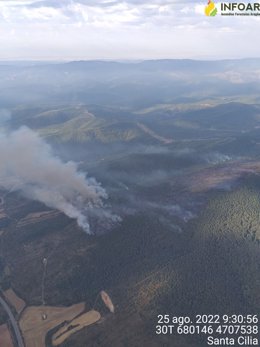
0, 294, 25, 347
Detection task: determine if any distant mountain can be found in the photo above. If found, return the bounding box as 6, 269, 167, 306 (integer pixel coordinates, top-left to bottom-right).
1, 58, 260, 108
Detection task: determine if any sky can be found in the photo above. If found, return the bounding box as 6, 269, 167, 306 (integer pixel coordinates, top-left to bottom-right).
0, 0, 259, 61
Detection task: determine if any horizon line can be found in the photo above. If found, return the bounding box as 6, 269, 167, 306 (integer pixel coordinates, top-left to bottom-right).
0, 57, 260, 64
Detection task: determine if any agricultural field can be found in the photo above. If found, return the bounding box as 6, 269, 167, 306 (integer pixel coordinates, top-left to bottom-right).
19, 303, 85, 347
52, 310, 101, 346
0, 324, 14, 347
4, 288, 26, 315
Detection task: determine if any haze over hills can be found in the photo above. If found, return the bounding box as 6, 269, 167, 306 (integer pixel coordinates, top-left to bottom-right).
0, 59, 260, 347
1, 58, 260, 108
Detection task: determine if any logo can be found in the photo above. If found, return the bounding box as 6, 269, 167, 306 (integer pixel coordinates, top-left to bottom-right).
205, 0, 218, 16
203, 1, 260, 17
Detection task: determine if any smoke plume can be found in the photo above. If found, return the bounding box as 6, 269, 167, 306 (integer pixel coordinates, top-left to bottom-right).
0, 126, 115, 233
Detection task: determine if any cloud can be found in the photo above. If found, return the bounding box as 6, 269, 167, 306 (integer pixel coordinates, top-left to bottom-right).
0, 0, 170, 24
0, 0, 259, 60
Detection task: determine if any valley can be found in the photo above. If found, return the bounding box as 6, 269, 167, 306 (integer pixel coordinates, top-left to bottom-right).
0, 59, 259, 346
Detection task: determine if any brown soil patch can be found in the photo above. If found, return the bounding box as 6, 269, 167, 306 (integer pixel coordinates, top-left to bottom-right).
52, 310, 101, 346
19, 303, 84, 347
17, 211, 60, 227
0, 324, 14, 347
4, 289, 26, 314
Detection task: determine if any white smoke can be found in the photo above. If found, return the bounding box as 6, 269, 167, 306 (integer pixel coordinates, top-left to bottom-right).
0, 126, 117, 233
204, 152, 232, 165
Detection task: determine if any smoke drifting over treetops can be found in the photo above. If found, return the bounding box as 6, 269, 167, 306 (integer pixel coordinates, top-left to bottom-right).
0, 126, 119, 233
